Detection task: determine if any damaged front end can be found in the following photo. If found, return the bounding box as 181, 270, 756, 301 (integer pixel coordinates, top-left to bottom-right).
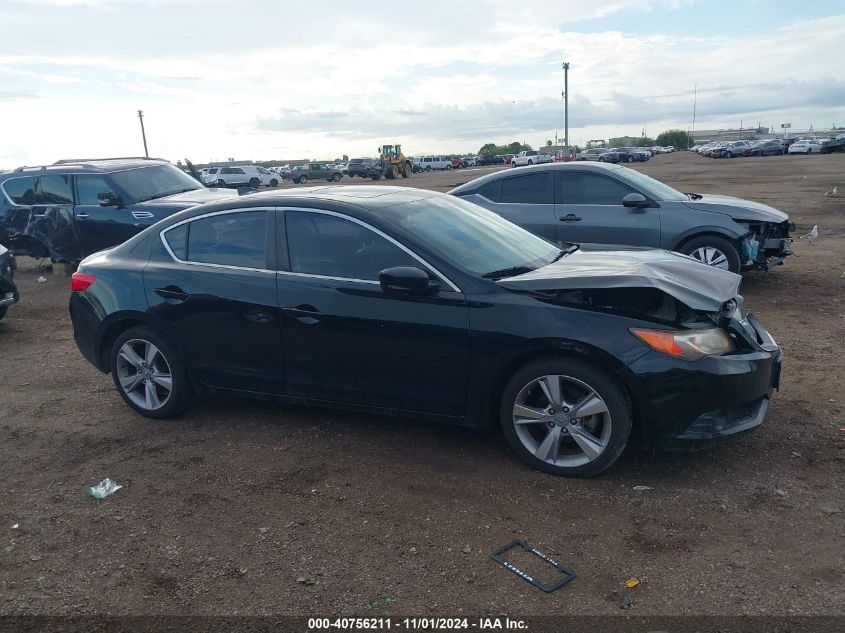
739, 219, 794, 271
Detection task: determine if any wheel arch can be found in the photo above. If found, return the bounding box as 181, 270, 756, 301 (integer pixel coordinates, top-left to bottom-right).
483, 341, 634, 432
95, 311, 180, 373
668, 226, 744, 252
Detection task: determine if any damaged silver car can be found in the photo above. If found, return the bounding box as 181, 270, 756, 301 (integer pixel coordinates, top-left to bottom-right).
450, 162, 794, 273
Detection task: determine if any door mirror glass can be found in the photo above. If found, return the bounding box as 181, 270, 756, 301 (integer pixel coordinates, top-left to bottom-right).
379, 266, 436, 294
97, 191, 122, 207
622, 192, 649, 208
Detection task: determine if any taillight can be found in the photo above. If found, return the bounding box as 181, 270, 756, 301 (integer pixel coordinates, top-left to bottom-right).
71, 271, 96, 292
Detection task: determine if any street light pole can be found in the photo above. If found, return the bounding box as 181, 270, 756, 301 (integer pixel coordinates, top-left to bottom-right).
562, 61, 570, 147
137, 110, 149, 158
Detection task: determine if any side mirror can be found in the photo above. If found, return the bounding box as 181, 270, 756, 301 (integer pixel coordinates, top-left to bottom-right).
622, 192, 649, 208
379, 266, 437, 295
97, 192, 122, 207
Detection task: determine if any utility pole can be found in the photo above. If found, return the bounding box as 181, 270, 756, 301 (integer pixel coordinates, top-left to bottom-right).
562, 61, 570, 147
137, 110, 149, 158
691, 83, 697, 148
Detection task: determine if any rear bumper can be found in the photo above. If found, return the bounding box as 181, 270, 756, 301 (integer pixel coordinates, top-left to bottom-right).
69, 292, 102, 370
622, 316, 781, 451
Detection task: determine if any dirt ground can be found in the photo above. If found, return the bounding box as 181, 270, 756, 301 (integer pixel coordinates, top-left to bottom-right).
1, 152, 843, 617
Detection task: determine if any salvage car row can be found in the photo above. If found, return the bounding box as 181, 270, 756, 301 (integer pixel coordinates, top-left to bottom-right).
1, 157, 789, 476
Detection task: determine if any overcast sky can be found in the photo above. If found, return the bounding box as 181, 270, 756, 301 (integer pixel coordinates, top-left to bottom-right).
1, 0, 844, 166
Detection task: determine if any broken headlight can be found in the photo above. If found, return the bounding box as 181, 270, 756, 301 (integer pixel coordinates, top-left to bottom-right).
630, 327, 736, 361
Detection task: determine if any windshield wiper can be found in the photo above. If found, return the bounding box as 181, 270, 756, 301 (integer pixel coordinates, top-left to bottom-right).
482, 265, 536, 280
550, 243, 580, 263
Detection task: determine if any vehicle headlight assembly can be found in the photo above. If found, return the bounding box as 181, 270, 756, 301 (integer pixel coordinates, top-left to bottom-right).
631, 327, 736, 361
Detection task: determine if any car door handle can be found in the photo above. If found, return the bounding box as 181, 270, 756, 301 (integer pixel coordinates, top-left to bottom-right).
560, 214, 582, 222
155, 286, 189, 302
282, 304, 323, 324
132, 211, 154, 220
75, 213, 90, 219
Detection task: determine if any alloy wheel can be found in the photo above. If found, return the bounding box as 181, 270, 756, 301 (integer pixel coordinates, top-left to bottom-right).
689, 246, 730, 269
116, 339, 173, 411
511, 374, 612, 467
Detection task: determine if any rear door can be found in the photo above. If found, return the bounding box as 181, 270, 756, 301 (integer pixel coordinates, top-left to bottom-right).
5, 175, 82, 260
470, 171, 557, 242
554, 170, 661, 247
144, 208, 284, 393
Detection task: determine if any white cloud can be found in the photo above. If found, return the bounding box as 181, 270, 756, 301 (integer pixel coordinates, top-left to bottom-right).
0, 1, 843, 166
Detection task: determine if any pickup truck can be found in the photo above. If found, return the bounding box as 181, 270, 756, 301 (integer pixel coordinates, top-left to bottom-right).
290, 163, 344, 184
510, 151, 553, 167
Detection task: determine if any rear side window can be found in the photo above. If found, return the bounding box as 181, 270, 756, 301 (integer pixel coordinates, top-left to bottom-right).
285, 211, 418, 281
37, 175, 73, 204
557, 172, 634, 205
499, 173, 553, 204
3, 177, 37, 205
76, 175, 116, 205
175, 211, 267, 268
164, 223, 188, 259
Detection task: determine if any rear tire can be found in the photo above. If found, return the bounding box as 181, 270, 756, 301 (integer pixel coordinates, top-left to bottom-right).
298, 175, 308, 184
270, 179, 279, 187
678, 235, 741, 273
401, 163, 411, 178
217, 179, 226, 187
249, 178, 261, 188
332, 173, 341, 182
500, 357, 632, 478
110, 326, 192, 419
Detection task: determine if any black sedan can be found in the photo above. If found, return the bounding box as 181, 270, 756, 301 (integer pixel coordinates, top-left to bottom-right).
69, 187, 782, 477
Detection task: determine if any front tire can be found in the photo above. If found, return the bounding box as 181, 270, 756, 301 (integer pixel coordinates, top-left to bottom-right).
110, 326, 192, 419
332, 173, 341, 181
297, 175, 308, 184
270, 179, 279, 187
500, 358, 632, 478
679, 235, 741, 273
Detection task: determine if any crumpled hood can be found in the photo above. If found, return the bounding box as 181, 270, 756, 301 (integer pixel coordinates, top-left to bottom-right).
497, 248, 741, 313
684, 194, 788, 223
143, 187, 238, 206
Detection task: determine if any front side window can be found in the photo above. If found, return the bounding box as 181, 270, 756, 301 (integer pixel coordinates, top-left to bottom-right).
286, 211, 418, 281
170, 211, 267, 268
3, 177, 37, 205
557, 172, 634, 205
76, 175, 116, 205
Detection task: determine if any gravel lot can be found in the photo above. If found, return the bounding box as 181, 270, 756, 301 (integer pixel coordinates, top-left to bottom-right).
1, 152, 843, 616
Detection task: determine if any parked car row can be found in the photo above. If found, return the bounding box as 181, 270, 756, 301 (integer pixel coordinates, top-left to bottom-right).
578, 147, 651, 163
200, 165, 281, 188
1, 154, 791, 477
692, 137, 832, 158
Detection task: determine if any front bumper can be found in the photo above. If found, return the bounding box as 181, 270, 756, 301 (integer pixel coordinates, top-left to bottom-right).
622, 314, 781, 450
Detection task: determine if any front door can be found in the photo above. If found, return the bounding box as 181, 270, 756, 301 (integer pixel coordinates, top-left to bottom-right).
144, 208, 283, 393
554, 170, 661, 247
74, 174, 158, 256
277, 208, 470, 416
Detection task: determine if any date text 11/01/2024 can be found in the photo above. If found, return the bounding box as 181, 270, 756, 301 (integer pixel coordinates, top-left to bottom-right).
307, 618, 528, 630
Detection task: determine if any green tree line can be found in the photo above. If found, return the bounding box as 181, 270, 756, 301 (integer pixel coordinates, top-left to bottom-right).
477, 141, 533, 156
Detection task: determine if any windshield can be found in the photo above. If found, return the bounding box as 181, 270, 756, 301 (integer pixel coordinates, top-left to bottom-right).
381, 195, 561, 277
110, 164, 203, 202
620, 168, 688, 201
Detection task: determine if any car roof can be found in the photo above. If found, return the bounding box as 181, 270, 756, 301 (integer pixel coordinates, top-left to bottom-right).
172, 185, 444, 216
4, 157, 170, 177
448, 162, 625, 195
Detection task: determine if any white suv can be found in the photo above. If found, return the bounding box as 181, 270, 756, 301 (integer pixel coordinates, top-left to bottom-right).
202, 165, 280, 188
413, 155, 451, 171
